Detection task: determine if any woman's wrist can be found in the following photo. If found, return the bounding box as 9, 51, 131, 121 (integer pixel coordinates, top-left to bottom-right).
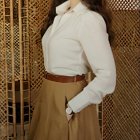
66, 104, 74, 115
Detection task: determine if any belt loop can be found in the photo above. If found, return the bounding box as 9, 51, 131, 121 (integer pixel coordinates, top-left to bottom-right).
46, 71, 48, 78
74, 76, 77, 82
44, 71, 46, 78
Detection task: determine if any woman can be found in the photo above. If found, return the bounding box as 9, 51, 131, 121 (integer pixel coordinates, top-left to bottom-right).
29, 0, 116, 140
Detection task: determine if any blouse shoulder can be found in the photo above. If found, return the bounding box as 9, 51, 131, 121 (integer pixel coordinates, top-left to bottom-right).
81, 10, 107, 30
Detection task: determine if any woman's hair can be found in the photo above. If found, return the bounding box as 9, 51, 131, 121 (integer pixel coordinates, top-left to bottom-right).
41, 0, 115, 46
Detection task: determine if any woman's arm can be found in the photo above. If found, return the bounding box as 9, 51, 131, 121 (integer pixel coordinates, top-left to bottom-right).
68, 11, 116, 113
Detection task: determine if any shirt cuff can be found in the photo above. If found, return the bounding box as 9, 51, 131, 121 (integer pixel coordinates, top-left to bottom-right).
67, 91, 91, 113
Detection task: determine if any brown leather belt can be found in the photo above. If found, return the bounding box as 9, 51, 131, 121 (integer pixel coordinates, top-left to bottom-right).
44, 72, 86, 83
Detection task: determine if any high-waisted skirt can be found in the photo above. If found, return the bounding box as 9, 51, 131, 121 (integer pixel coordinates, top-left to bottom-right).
28, 78, 102, 140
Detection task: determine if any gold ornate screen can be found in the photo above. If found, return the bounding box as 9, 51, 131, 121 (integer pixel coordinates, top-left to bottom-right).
0, 0, 139, 140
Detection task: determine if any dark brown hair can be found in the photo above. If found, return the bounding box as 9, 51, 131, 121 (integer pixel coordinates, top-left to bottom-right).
41, 0, 115, 46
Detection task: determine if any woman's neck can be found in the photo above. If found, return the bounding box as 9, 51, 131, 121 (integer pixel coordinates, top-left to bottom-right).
69, 0, 80, 9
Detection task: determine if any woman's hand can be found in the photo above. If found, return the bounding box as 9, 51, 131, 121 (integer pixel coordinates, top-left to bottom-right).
65, 104, 74, 121
66, 112, 73, 121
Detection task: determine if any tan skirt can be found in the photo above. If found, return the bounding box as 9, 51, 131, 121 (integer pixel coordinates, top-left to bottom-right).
28, 78, 102, 140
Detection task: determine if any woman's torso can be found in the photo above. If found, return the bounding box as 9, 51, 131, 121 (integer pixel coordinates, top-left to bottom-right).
42, 2, 99, 76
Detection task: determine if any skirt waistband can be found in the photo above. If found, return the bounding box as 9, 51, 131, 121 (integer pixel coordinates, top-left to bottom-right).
44, 71, 86, 83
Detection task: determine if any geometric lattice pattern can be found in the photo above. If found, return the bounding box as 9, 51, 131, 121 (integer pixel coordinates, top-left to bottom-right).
0, 0, 139, 140
0, 0, 51, 139
0, 0, 7, 139
28, 0, 51, 110
103, 1, 140, 139
107, 0, 140, 10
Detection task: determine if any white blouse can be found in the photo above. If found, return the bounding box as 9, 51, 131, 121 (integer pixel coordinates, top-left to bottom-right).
42, 0, 116, 113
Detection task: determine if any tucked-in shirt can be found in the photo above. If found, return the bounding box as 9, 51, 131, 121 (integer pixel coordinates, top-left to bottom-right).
42, 0, 116, 113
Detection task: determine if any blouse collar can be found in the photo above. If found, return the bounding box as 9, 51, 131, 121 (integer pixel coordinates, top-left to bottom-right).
56, 0, 88, 15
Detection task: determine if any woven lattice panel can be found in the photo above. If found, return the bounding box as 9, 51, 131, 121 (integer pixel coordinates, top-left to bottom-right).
0, 0, 31, 139
0, 0, 140, 140
107, 0, 140, 10
28, 0, 52, 114
0, 0, 51, 139
0, 0, 7, 140
102, 1, 140, 140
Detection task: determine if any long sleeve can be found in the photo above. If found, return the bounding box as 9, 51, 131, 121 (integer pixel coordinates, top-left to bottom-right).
68, 12, 116, 113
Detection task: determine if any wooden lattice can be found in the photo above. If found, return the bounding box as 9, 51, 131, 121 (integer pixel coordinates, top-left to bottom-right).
0, 1, 8, 140
0, 0, 139, 140
103, 1, 140, 140
0, 0, 51, 139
